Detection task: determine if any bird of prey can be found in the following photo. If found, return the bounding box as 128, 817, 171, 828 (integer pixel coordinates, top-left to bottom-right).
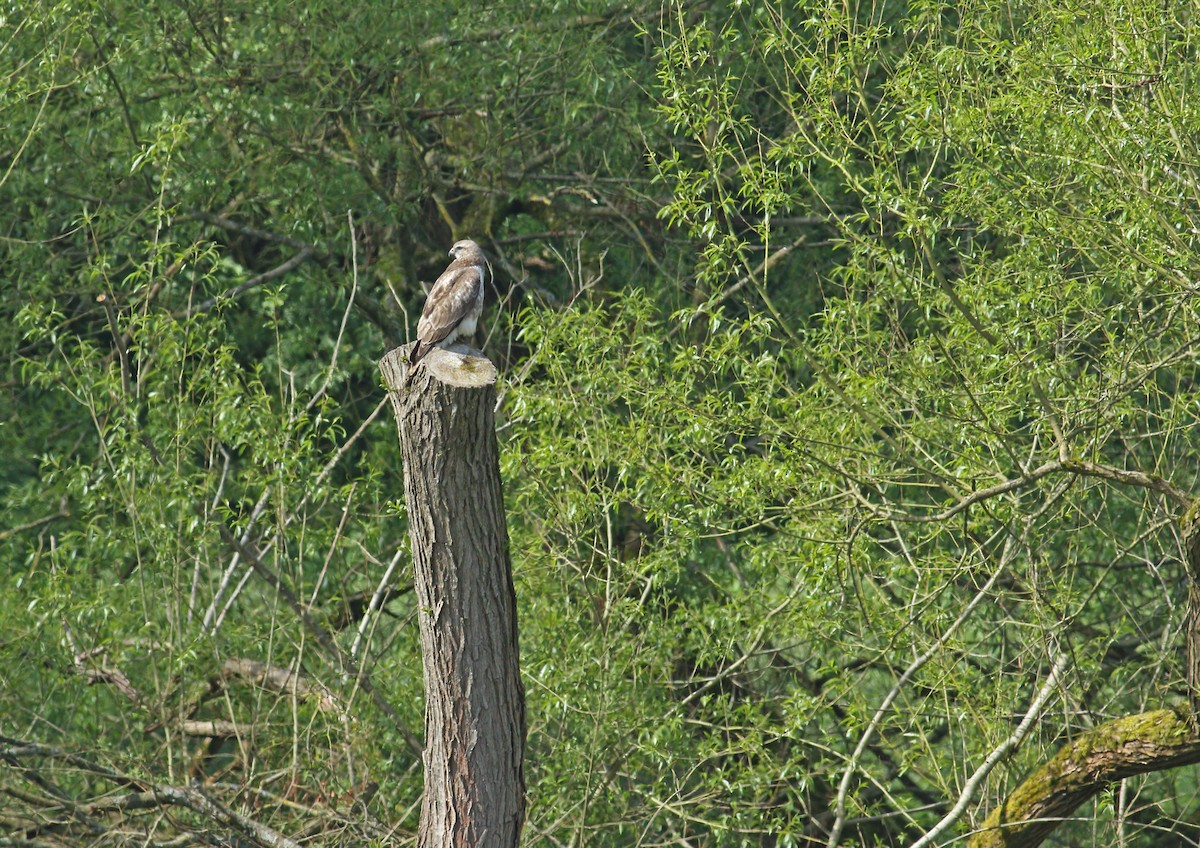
408, 239, 487, 368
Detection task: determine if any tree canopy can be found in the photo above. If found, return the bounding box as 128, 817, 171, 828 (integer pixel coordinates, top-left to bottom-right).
4, 0, 1200, 846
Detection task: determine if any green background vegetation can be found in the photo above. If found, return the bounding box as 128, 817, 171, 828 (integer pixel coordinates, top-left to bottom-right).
4, 0, 1200, 844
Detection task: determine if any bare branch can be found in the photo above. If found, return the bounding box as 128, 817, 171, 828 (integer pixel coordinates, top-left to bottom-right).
179, 720, 247, 738
184, 211, 315, 253
827, 537, 1018, 847
181, 248, 313, 318
221, 658, 342, 716
418, 12, 615, 51
215, 527, 423, 756
307, 209, 359, 411
868, 459, 1192, 524
966, 709, 1200, 848
910, 651, 1070, 848
0, 501, 68, 541
1, 736, 302, 848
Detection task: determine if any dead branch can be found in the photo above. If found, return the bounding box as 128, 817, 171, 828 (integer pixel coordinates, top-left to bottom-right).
220, 658, 342, 716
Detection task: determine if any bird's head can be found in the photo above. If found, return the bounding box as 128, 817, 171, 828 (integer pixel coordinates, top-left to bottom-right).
449, 239, 481, 259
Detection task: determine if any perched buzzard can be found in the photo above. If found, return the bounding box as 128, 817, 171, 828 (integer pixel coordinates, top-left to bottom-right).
408, 239, 487, 368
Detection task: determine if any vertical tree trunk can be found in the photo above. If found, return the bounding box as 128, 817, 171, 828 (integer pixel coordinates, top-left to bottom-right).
380, 344, 526, 848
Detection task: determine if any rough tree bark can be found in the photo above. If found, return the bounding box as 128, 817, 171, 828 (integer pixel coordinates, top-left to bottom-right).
964, 499, 1200, 848
380, 343, 526, 848
965, 709, 1200, 848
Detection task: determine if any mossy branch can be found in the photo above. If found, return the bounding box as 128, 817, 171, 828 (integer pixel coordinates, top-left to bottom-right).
966, 712, 1200, 848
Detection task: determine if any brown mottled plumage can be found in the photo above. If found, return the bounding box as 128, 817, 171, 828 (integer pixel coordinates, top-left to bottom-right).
408, 239, 487, 367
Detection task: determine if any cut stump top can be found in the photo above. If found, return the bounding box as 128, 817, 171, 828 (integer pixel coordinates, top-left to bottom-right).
380, 343, 497, 390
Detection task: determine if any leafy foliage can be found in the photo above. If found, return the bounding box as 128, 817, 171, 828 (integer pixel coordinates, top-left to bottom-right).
4, 0, 1200, 846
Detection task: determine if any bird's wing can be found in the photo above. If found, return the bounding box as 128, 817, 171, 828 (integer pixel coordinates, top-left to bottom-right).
416, 264, 484, 345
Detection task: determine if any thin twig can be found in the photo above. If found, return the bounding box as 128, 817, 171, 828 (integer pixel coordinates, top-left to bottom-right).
307, 210, 359, 411
350, 546, 407, 661
217, 527, 422, 756
908, 651, 1070, 848
867, 458, 1191, 524
181, 248, 312, 318
0, 500, 68, 541
826, 537, 1017, 848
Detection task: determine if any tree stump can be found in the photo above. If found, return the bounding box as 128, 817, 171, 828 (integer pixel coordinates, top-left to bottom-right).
380, 343, 526, 848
